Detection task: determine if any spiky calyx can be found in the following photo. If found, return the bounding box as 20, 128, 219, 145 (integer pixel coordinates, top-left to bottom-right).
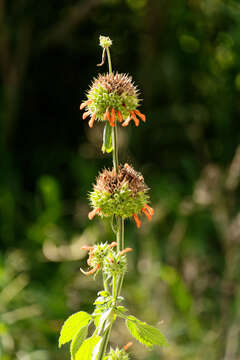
81, 242, 117, 276
103, 248, 132, 278
105, 347, 130, 360
88, 164, 154, 227
80, 73, 146, 128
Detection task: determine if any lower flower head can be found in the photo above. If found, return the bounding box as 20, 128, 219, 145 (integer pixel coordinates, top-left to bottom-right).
88, 164, 154, 227
80, 73, 146, 128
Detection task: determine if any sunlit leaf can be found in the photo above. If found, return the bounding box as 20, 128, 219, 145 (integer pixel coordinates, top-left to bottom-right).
58, 311, 92, 347
70, 325, 88, 360
126, 316, 168, 348
72, 335, 101, 360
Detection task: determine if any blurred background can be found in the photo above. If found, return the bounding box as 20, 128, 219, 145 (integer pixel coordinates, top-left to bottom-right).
1, 0, 240, 359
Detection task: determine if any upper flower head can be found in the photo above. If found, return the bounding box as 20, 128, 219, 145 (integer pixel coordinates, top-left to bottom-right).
88, 163, 154, 227
80, 72, 146, 128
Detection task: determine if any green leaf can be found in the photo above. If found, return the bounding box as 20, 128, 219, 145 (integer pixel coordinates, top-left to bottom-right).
102, 122, 112, 153
71, 335, 101, 360
126, 316, 168, 348
58, 311, 92, 347
71, 325, 88, 360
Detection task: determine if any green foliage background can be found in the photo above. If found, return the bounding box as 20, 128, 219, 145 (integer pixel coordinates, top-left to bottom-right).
1, 0, 240, 359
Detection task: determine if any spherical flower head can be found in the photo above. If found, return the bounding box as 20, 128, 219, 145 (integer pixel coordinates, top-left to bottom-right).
103, 250, 129, 278
105, 347, 130, 360
99, 35, 112, 48
88, 164, 154, 227
80, 73, 146, 128
81, 242, 117, 276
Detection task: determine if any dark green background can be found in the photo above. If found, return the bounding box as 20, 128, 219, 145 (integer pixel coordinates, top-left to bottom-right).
1, 0, 240, 359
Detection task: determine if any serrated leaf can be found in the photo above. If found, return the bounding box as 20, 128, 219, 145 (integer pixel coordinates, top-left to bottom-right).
72, 335, 101, 360
102, 122, 112, 153
126, 316, 168, 348
59, 311, 92, 347
71, 325, 88, 360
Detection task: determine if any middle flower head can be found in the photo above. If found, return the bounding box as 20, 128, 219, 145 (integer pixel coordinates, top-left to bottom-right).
80, 72, 146, 128
88, 164, 154, 228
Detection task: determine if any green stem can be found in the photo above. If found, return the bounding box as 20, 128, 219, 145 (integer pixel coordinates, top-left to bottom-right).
98, 44, 125, 360
96, 326, 112, 360
103, 273, 109, 293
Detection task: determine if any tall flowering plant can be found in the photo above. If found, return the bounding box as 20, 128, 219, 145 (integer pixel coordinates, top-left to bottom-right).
58, 36, 168, 360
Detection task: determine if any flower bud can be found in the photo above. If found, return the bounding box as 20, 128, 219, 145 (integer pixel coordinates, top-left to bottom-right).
99, 35, 112, 48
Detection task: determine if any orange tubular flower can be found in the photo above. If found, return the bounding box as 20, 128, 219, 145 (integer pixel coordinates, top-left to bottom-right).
117, 110, 123, 122
122, 116, 131, 127
111, 108, 116, 126
130, 111, 139, 127
141, 204, 154, 221
133, 213, 141, 228
122, 109, 146, 127
80, 99, 92, 110
88, 207, 101, 220
135, 109, 146, 122
123, 342, 133, 351
109, 241, 118, 249
120, 248, 133, 256
88, 112, 97, 128
82, 110, 91, 120
80, 264, 100, 276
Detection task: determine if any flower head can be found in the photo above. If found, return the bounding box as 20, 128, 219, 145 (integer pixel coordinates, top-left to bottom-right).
81, 242, 117, 276
105, 343, 132, 360
80, 73, 146, 128
103, 248, 133, 278
88, 164, 154, 227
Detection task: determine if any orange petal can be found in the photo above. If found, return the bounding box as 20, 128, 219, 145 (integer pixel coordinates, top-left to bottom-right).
80, 264, 100, 276
82, 110, 91, 120
88, 112, 96, 128
81, 245, 94, 250
109, 241, 118, 248
111, 108, 116, 127
88, 208, 101, 220
120, 248, 133, 256
122, 116, 131, 127
130, 111, 139, 127
87, 251, 94, 266
123, 342, 133, 351
80, 99, 92, 110
117, 110, 123, 122
104, 110, 108, 121
142, 207, 152, 221
134, 109, 146, 122
144, 204, 154, 216
133, 213, 141, 228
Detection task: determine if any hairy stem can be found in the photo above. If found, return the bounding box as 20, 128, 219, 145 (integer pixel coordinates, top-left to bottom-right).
97, 45, 125, 360
96, 326, 112, 360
